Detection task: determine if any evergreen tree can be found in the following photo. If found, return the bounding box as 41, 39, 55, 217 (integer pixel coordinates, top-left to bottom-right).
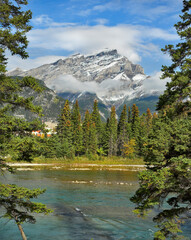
146, 108, 152, 131
91, 100, 102, 142
89, 122, 98, 154
157, 0, 191, 117
0, 1, 51, 238
82, 110, 91, 153
101, 118, 110, 155
131, 1, 191, 238
57, 100, 73, 150
128, 106, 132, 123
131, 104, 139, 125
131, 104, 140, 147
117, 104, 128, 156
108, 106, 118, 156
71, 100, 83, 155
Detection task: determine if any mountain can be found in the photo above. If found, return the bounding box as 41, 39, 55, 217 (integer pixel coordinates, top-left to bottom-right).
8, 49, 159, 120
8, 78, 66, 122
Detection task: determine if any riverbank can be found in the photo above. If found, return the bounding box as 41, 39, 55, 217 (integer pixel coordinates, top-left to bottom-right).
7, 161, 146, 171
6, 156, 146, 171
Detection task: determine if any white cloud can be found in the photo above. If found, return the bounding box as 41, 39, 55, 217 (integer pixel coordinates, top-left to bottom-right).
31, 15, 76, 27
78, 1, 121, 16
144, 71, 170, 93
7, 55, 65, 71
49, 75, 100, 93
26, 24, 178, 64
94, 18, 109, 25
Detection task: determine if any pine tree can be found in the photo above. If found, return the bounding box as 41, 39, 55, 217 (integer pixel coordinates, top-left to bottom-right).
131, 1, 191, 239
117, 104, 128, 156
82, 110, 91, 153
101, 118, 110, 155
131, 104, 139, 125
89, 122, 98, 154
128, 106, 132, 123
157, 0, 191, 117
131, 104, 140, 141
0, 1, 51, 239
71, 100, 83, 155
91, 99, 102, 145
57, 100, 74, 157
146, 108, 152, 131
108, 106, 118, 156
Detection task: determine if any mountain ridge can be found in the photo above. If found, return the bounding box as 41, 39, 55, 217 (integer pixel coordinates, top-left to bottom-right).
7, 49, 159, 120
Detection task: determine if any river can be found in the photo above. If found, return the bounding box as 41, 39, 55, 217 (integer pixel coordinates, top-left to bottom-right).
0, 169, 190, 240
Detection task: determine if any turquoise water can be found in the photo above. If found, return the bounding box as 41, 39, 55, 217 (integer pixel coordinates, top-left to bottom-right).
0, 170, 190, 240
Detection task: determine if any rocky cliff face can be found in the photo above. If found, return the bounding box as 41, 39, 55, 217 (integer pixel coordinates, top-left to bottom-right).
8, 49, 158, 120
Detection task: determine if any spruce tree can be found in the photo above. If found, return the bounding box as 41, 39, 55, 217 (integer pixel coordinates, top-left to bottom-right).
101, 118, 110, 155
131, 1, 191, 239
146, 108, 153, 131
91, 99, 102, 146
157, 0, 191, 117
82, 110, 91, 153
108, 106, 118, 156
71, 100, 83, 155
117, 104, 128, 156
0, 1, 51, 238
89, 122, 98, 154
128, 106, 132, 123
57, 100, 74, 157
131, 104, 140, 147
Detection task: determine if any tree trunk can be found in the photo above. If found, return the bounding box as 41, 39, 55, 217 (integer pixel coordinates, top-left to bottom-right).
17, 224, 27, 240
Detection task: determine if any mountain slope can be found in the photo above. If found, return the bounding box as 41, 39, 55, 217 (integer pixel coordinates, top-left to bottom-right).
8, 49, 159, 120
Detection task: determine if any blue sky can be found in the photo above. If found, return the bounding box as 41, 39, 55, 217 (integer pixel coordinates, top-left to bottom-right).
8, 0, 182, 81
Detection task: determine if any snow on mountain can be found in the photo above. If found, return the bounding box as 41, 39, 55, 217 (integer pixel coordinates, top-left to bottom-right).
7, 49, 152, 107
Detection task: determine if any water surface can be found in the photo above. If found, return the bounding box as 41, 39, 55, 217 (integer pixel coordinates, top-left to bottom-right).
0, 170, 190, 240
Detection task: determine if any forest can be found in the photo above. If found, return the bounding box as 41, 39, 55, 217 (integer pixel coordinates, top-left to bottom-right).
30, 100, 156, 160
0, 0, 190, 239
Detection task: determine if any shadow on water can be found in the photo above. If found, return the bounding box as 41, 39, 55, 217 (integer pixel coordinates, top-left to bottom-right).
53, 203, 114, 240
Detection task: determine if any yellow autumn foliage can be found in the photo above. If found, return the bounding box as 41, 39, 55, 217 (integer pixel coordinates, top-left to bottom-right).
123, 139, 136, 157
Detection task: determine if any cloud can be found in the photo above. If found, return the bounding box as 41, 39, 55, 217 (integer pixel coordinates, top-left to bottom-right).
26, 24, 178, 65
143, 71, 170, 93
31, 15, 76, 27
48, 74, 100, 93
47, 72, 167, 98
124, 0, 182, 21
7, 55, 65, 71
94, 18, 109, 25
78, 1, 121, 16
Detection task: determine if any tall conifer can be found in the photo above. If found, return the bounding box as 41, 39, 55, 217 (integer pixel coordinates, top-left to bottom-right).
71, 100, 83, 155
57, 100, 73, 150
82, 110, 91, 153
108, 106, 118, 156
117, 105, 128, 156
91, 100, 102, 145
131, 1, 191, 238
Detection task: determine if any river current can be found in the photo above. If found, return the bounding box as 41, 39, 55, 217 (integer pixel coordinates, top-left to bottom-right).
0, 169, 190, 240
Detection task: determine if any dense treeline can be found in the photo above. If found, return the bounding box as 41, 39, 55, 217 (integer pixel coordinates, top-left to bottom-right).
37, 99, 157, 159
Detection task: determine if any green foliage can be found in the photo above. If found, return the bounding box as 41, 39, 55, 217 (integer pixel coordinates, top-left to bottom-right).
117, 104, 129, 155
71, 100, 83, 155
91, 99, 103, 145
0, 0, 32, 73
0, 1, 52, 238
9, 136, 41, 162
131, 2, 191, 238
157, 0, 191, 117
108, 106, 118, 156
0, 184, 52, 225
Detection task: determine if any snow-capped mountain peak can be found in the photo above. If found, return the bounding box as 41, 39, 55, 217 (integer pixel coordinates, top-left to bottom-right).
7, 49, 150, 105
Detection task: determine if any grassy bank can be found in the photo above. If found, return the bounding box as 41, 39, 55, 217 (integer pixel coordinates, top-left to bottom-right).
7, 156, 145, 171
32, 156, 144, 165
